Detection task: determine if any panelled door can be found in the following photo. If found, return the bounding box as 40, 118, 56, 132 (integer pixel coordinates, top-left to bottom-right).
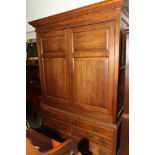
37, 21, 116, 118
69, 21, 115, 115
38, 29, 71, 105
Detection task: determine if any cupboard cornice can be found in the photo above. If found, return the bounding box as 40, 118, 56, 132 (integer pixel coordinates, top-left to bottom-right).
29, 0, 128, 30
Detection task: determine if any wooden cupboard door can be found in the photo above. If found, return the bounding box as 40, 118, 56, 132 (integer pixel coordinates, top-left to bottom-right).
70, 21, 115, 114
38, 30, 71, 104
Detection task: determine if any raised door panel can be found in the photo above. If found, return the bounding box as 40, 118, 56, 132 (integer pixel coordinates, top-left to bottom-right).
42, 37, 65, 53
44, 58, 69, 100
70, 21, 115, 114
41, 30, 65, 53
74, 58, 108, 108
73, 28, 108, 51
38, 30, 70, 104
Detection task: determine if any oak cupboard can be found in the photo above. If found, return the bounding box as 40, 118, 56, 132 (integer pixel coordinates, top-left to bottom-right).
29, 0, 129, 154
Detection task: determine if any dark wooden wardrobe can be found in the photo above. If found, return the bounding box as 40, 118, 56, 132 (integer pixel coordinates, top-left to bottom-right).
29, 0, 129, 154
119, 29, 129, 155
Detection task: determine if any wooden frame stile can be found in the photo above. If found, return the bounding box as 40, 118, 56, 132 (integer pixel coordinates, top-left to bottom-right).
64, 29, 72, 106
67, 28, 75, 106
112, 9, 121, 124
36, 33, 46, 97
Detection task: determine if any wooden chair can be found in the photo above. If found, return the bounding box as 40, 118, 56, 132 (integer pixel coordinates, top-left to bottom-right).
26, 128, 81, 155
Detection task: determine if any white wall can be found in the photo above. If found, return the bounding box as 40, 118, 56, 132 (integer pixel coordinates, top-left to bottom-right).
26, 0, 104, 39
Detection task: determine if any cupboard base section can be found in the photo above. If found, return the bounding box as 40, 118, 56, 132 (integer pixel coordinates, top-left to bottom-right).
41, 104, 120, 155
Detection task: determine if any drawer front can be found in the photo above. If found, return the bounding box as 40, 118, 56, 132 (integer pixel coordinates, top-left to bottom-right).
42, 116, 72, 135
41, 104, 117, 154
72, 126, 113, 150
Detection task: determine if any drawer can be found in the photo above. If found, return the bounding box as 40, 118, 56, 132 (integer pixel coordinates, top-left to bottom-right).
72, 126, 113, 150
42, 115, 72, 135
